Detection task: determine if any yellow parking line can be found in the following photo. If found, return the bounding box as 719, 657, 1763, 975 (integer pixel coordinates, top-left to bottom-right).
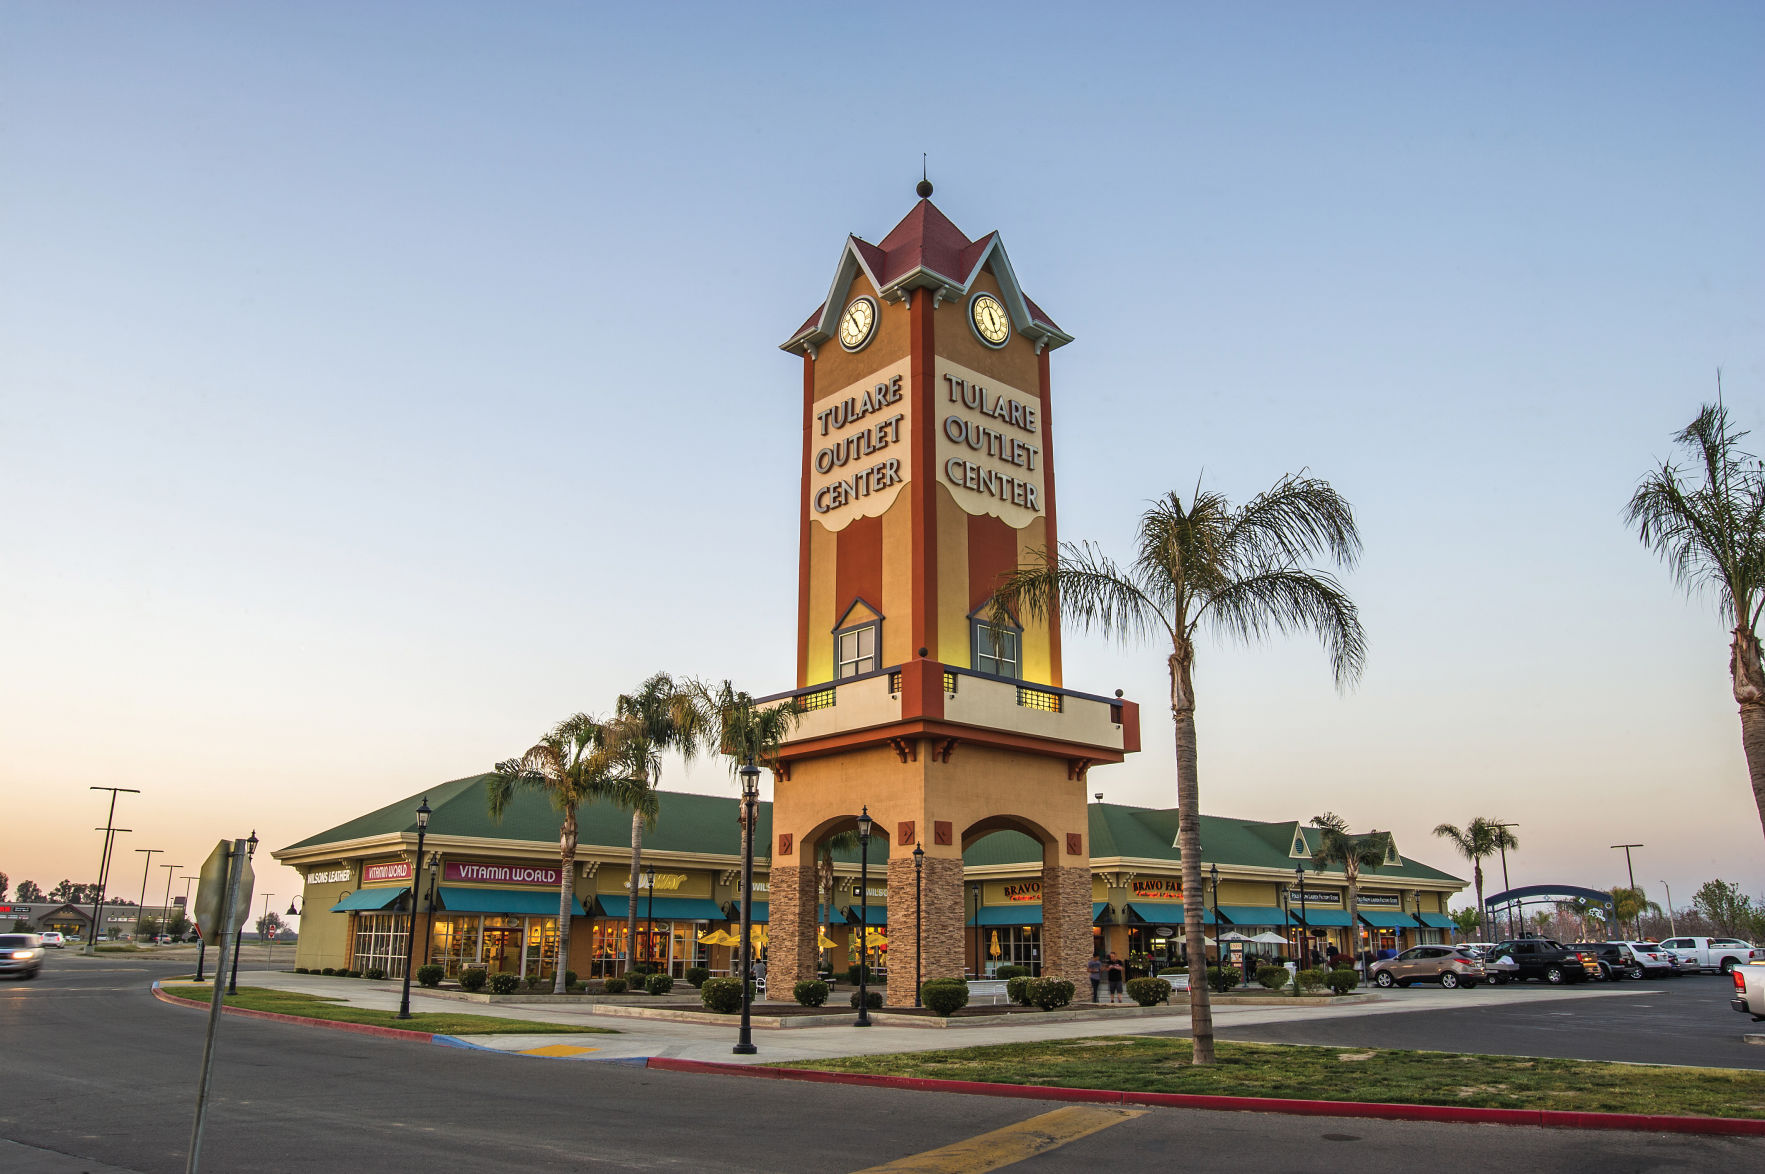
847, 1105, 1142, 1174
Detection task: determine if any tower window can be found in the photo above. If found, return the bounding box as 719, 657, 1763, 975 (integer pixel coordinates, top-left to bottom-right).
972, 619, 1020, 679
836, 623, 878, 679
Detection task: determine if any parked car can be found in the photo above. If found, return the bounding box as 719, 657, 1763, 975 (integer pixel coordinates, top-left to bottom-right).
1618, 941, 1676, 978
1369, 946, 1486, 989
1659, 936, 1765, 974
1484, 939, 1599, 984
1664, 948, 1701, 976
0, 933, 44, 979
39, 931, 65, 949
1569, 942, 1633, 981
1732, 964, 1765, 1020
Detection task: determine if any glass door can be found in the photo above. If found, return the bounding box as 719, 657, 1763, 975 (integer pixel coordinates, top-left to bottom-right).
482, 916, 523, 976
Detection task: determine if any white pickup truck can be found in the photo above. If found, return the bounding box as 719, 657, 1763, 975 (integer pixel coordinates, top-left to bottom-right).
1732, 963, 1765, 1020
1659, 936, 1764, 974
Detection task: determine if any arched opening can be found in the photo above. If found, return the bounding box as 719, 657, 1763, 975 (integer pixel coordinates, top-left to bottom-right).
958, 814, 1092, 988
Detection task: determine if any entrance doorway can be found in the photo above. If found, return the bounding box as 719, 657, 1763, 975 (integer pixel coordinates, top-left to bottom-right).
482, 919, 523, 974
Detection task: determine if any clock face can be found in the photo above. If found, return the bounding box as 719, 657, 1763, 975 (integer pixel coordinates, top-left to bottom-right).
838, 296, 878, 351
970, 293, 1010, 347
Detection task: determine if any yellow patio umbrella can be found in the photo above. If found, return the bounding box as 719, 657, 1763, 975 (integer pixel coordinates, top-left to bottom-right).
749, 923, 769, 946
989, 930, 1002, 959
817, 930, 839, 949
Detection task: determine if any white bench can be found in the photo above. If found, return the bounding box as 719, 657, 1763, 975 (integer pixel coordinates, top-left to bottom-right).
967, 979, 1009, 1004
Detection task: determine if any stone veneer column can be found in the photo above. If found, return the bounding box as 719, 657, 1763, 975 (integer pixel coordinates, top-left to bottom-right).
1039, 864, 1093, 995
882, 854, 964, 1007
763, 863, 819, 1000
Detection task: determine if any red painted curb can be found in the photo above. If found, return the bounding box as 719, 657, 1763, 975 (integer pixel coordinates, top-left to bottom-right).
151, 983, 436, 1043
641, 1058, 1765, 1137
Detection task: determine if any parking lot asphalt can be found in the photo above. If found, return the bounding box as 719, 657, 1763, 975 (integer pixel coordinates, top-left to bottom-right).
1197, 972, 1765, 1069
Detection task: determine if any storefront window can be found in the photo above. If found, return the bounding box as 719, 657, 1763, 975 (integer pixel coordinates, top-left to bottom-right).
980, 925, 1039, 976
352, 913, 409, 978
524, 918, 559, 980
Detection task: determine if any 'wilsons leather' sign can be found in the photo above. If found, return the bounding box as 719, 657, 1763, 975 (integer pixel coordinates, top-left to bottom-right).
444, 860, 561, 886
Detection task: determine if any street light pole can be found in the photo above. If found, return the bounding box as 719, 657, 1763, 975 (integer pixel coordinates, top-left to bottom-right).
912, 842, 924, 1008
396, 798, 431, 1019
734, 760, 760, 1055
645, 864, 656, 973
1493, 822, 1518, 938
1209, 864, 1220, 967
228, 831, 259, 995
86, 786, 139, 953
160, 863, 181, 944
259, 893, 276, 969
1660, 880, 1677, 937
135, 848, 162, 939
181, 875, 204, 979
854, 806, 873, 1027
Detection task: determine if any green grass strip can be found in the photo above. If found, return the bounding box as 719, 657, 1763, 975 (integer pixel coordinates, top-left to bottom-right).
784, 1038, 1765, 1119
160, 985, 615, 1036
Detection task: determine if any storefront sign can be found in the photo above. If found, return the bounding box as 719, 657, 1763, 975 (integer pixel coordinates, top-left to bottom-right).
624, 873, 688, 891
1291, 889, 1341, 905
444, 860, 561, 886
1130, 878, 1181, 899
1001, 881, 1041, 903
307, 869, 351, 885
810, 362, 910, 530
936, 359, 1043, 529
363, 861, 412, 884
1354, 893, 1401, 909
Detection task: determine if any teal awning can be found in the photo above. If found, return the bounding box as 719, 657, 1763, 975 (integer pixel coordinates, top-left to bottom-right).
1125, 901, 1223, 926
1416, 913, 1457, 929
1361, 911, 1421, 929
842, 904, 888, 926
331, 887, 407, 913
593, 895, 726, 921
1297, 909, 1353, 927
1093, 902, 1112, 924
972, 905, 1042, 926
1217, 905, 1297, 927
437, 887, 578, 917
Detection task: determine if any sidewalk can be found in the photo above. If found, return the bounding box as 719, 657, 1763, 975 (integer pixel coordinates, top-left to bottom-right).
199, 968, 1652, 1066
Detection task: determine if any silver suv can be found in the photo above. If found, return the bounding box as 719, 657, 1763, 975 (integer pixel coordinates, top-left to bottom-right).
0, 934, 45, 979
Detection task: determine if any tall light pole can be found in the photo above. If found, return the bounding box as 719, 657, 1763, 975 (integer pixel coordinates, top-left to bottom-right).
644, 864, 657, 973
912, 842, 924, 1008
396, 798, 431, 1019
733, 760, 760, 1055
1660, 880, 1677, 937
86, 786, 139, 953
259, 892, 276, 968
182, 874, 204, 979
134, 848, 162, 939
1209, 863, 1220, 966
853, 806, 873, 1027
160, 863, 181, 943
1294, 862, 1308, 974
228, 831, 258, 995
1492, 822, 1518, 938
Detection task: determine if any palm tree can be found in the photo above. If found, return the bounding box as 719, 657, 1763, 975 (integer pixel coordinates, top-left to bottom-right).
1431, 818, 1519, 937
1608, 886, 1662, 939
1626, 397, 1765, 842
601, 672, 702, 974
993, 474, 1365, 1065
816, 830, 860, 971
490, 713, 653, 993
1310, 812, 1391, 976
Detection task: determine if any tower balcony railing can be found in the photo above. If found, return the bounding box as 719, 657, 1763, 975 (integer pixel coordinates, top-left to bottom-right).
762, 664, 1131, 755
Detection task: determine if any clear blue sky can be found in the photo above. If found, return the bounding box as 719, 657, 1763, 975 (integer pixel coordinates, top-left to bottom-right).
3, 3, 1761, 920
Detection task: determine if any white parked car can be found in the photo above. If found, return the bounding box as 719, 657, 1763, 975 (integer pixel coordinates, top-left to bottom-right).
39, 931, 65, 948
1658, 936, 1764, 974
1732, 963, 1765, 1020
1619, 941, 1676, 977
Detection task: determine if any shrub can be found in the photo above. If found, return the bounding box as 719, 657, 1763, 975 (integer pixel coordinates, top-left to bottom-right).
1296, 967, 1328, 993
920, 978, 969, 1017
344, 969, 362, 978
416, 964, 443, 988
365, 966, 386, 981
846, 964, 872, 986
1256, 965, 1289, 991
995, 964, 1030, 980
685, 966, 710, 989
645, 972, 674, 995
1327, 968, 1359, 995
458, 968, 488, 993
563, 970, 577, 989
603, 977, 628, 994
524, 975, 542, 991
701, 977, 744, 1014
1006, 976, 1032, 1006
1125, 977, 1173, 1007
794, 979, 830, 1007
849, 989, 883, 1010
627, 963, 653, 978
488, 970, 520, 995
1026, 977, 1075, 1011
1157, 967, 1188, 977
320, 967, 337, 976
1206, 966, 1241, 993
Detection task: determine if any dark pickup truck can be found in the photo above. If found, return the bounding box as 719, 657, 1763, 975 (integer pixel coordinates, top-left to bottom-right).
1485, 938, 1601, 984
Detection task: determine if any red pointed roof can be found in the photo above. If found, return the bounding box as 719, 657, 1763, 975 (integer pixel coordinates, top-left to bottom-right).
875, 200, 980, 286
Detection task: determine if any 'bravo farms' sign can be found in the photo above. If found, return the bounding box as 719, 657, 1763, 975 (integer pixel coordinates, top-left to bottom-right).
444, 860, 561, 886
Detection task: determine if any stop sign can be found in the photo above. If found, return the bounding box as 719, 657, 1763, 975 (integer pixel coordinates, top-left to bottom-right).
265, 927, 278, 940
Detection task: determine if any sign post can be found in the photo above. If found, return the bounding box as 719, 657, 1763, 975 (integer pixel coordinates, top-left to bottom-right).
187, 838, 250, 1174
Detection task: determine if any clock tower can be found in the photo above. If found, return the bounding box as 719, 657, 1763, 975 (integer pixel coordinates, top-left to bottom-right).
766, 183, 1140, 1003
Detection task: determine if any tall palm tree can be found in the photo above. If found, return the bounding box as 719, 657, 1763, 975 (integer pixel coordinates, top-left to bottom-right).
1310, 812, 1392, 975
1626, 397, 1765, 842
489, 713, 653, 993
601, 672, 702, 973
1607, 886, 1661, 939
1431, 818, 1519, 937
993, 474, 1365, 1065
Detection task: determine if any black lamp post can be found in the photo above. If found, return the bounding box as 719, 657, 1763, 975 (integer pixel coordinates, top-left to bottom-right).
395, 798, 430, 1020
1208, 863, 1220, 966
422, 853, 440, 966
854, 806, 873, 1027
1295, 863, 1308, 968
734, 760, 760, 1055
645, 864, 657, 972
228, 830, 258, 996
184, 874, 205, 981
912, 842, 924, 1008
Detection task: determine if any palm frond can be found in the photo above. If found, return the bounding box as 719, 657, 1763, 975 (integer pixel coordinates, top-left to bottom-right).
1216, 473, 1363, 577
992, 541, 1171, 647
1195, 567, 1366, 688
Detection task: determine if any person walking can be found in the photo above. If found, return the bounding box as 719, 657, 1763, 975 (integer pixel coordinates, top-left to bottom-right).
1085, 955, 1104, 1003
1105, 952, 1126, 1003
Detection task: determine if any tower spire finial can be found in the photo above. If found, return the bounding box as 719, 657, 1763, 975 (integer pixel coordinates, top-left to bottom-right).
916, 153, 933, 199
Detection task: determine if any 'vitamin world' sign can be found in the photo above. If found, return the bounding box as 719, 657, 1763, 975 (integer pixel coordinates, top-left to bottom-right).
444, 861, 562, 886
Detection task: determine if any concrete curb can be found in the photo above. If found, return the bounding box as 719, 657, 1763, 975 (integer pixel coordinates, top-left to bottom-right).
642, 1057, 1765, 1136
152, 981, 437, 1043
